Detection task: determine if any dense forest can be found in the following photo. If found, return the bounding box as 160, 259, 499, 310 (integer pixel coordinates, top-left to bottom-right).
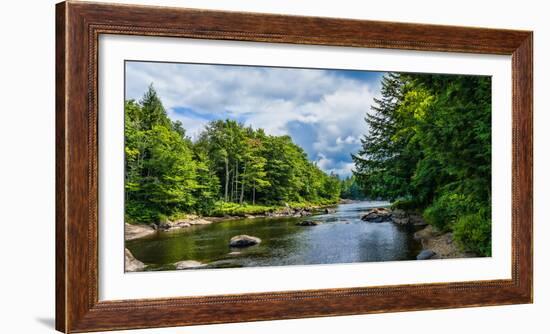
125, 85, 341, 224
352, 73, 492, 256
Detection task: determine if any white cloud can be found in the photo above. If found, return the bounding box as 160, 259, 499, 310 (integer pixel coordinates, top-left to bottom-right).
336, 136, 360, 145
126, 61, 382, 177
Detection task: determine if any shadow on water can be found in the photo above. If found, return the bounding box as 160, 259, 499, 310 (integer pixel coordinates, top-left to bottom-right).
126, 201, 422, 270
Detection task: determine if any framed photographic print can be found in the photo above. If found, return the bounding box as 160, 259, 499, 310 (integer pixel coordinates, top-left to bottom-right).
56, 1, 533, 332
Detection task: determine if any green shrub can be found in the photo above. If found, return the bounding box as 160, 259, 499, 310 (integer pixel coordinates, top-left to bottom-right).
157, 214, 170, 224
391, 198, 420, 211
125, 203, 162, 225
422, 192, 473, 232
210, 202, 277, 217
453, 212, 491, 256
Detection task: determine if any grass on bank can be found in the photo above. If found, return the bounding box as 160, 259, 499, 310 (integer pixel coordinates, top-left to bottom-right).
126, 199, 339, 224
209, 199, 337, 217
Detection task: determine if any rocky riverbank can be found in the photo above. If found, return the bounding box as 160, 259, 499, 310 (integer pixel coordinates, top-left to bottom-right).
360, 207, 427, 227
125, 204, 334, 241
413, 225, 475, 259
125, 248, 146, 271
360, 207, 473, 260
124, 216, 215, 241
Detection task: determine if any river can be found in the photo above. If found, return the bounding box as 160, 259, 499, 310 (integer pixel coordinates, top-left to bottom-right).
126, 201, 422, 270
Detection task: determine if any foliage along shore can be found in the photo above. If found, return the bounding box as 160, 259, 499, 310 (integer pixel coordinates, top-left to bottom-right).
125, 200, 338, 240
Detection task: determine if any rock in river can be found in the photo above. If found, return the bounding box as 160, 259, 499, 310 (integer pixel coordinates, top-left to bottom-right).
416, 249, 436, 260
296, 220, 321, 226
361, 208, 392, 222
175, 260, 206, 270
125, 223, 156, 241
229, 235, 261, 248
125, 248, 146, 272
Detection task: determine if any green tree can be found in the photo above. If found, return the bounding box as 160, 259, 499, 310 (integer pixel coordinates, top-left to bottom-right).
191, 150, 220, 214
125, 86, 198, 223
352, 73, 419, 201
340, 175, 364, 199
240, 135, 270, 205
353, 73, 492, 255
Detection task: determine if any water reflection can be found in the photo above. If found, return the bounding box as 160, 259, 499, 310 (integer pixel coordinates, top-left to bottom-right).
126, 201, 422, 270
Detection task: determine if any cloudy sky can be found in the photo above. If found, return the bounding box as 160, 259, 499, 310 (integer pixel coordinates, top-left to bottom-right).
125, 61, 383, 178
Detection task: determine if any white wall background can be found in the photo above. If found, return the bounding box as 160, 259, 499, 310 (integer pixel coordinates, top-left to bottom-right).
0, 0, 546, 333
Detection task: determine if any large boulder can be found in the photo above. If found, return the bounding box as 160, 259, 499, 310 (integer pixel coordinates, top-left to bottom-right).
389, 209, 428, 226
229, 235, 261, 248
409, 213, 428, 227
390, 209, 409, 224
175, 260, 206, 270
392, 217, 410, 225
414, 225, 442, 241
125, 223, 156, 241
125, 248, 146, 272
296, 220, 321, 226
361, 208, 392, 222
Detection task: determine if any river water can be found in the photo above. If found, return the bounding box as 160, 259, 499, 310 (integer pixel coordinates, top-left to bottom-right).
126, 201, 422, 270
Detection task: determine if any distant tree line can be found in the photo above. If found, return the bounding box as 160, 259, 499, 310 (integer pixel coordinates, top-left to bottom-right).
125, 85, 341, 224
339, 175, 364, 200
353, 73, 492, 256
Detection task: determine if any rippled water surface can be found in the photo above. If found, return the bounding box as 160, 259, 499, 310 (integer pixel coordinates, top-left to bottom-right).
126, 201, 422, 270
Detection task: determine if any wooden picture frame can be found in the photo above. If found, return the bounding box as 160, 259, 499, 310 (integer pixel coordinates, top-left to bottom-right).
56, 1, 533, 332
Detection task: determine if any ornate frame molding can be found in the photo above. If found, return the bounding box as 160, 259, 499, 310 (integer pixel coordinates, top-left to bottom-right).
56, 1, 532, 332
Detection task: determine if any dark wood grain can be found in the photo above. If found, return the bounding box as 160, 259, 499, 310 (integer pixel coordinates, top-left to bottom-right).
55, 2, 67, 332
56, 1, 533, 332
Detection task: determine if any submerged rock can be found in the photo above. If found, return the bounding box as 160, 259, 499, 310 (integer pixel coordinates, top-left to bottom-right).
416, 250, 436, 260
229, 235, 261, 247
175, 260, 206, 270
296, 220, 321, 226
125, 248, 146, 272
